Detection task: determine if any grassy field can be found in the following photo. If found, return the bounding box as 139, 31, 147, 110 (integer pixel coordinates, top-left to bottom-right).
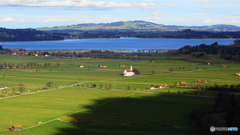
0, 88, 214, 135
0, 54, 239, 134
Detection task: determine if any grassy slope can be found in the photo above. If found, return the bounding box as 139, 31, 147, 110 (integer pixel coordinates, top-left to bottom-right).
0, 89, 213, 135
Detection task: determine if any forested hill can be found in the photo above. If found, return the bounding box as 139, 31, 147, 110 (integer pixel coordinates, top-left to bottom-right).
176, 40, 240, 61
0, 28, 66, 42
39, 20, 240, 32
37, 21, 240, 39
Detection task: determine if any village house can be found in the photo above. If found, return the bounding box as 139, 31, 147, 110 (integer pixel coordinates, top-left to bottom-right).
31, 53, 39, 57
236, 73, 240, 76
204, 62, 211, 65
119, 65, 125, 67
195, 79, 208, 83
79, 56, 90, 59
148, 84, 169, 89
79, 65, 84, 68
11, 66, 17, 69
0, 65, 5, 69
148, 86, 155, 89
195, 79, 201, 83
123, 66, 135, 76
99, 65, 107, 68
155, 85, 163, 89
10, 125, 22, 131
10, 50, 29, 56
180, 81, 187, 85
202, 80, 208, 83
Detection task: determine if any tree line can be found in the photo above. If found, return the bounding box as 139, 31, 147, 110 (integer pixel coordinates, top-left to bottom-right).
0, 28, 66, 41
49, 29, 240, 39
176, 40, 240, 61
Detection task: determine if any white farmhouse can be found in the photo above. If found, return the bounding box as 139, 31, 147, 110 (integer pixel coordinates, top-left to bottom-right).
123, 66, 135, 76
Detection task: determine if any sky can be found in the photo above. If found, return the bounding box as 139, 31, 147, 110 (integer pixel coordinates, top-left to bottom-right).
0, 0, 240, 28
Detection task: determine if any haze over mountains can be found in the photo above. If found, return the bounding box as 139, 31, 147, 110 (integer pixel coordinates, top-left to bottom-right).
39, 20, 240, 32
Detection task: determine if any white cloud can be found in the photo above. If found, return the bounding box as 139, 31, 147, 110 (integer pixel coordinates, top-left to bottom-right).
0, 0, 156, 8
202, 0, 209, 4
204, 19, 240, 24
0, 17, 26, 22
161, 4, 177, 8
0, 17, 14, 22
43, 17, 70, 23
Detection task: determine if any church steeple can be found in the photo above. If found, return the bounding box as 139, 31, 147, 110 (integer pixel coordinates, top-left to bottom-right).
130, 65, 133, 70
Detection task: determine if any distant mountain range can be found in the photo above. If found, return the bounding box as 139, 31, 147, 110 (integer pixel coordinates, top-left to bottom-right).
39, 20, 240, 32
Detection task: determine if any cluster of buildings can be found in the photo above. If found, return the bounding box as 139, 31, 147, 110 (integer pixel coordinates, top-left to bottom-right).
6, 50, 39, 56
148, 84, 169, 89
194, 79, 208, 83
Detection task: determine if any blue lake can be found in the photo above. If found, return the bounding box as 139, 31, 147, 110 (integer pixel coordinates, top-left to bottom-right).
0, 38, 236, 50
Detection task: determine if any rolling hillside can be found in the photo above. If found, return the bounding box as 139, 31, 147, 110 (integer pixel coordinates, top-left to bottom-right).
39, 20, 240, 32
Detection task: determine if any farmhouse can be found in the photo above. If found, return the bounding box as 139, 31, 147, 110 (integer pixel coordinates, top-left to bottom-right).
202, 80, 208, 83
123, 66, 135, 76
79, 56, 90, 59
195, 79, 201, 83
180, 81, 187, 85
99, 65, 107, 68
0, 65, 5, 69
10, 125, 22, 131
79, 65, 84, 68
204, 62, 211, 65
236, 73, 240, 76
119, 65, 125, 67
195, 79, 208, 83
148, 84, 169, 89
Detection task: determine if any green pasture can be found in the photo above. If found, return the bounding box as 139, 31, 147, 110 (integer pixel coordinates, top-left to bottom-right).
0, 88, 131, 131
0, 88, 214, 135
0, 55, 240, 96
0, 54, 239, 134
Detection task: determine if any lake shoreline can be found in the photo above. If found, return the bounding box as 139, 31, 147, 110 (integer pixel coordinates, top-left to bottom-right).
0, 38, 236, 51
0, 37, 237, 43
32, 49, 177, 53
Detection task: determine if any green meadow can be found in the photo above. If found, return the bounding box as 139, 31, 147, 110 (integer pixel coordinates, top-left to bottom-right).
0, 54, 239, 134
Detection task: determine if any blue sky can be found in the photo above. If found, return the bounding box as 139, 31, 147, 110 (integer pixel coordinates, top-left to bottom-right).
0, 0, 240, 28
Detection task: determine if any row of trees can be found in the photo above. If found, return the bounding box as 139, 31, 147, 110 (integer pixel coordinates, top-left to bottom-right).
1, 81, 54, 97
171, 83, 240, 92
1, 83, 25, 96
77, 83, 137, 91
0, 28, 65, 41
0, 62, 62, 69
54, 29, 240, 39
77, 83, 113, 90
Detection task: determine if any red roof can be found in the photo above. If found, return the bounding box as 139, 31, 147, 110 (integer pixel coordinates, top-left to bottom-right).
13, 125, 22, 128
80, 57, 89, 59
125, 69, 133, 72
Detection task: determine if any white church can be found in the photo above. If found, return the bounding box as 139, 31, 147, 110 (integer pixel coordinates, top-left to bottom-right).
123, 66, 135, 76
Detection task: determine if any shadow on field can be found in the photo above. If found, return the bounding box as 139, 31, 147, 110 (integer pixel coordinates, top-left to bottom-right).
54, 93, 210, 135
